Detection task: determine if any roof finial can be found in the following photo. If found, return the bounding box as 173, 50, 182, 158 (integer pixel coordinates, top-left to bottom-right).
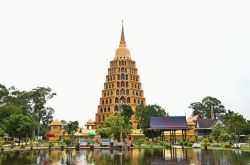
119, 20, 126, 47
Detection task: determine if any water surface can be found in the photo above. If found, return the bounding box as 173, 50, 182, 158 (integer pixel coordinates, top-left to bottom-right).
0, 148, 249, 165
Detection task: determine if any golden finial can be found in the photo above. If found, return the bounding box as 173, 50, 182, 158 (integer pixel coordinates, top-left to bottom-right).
119, 20, 126, 47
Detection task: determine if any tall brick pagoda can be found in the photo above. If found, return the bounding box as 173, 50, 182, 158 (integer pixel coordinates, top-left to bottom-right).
95, 24, 146, 129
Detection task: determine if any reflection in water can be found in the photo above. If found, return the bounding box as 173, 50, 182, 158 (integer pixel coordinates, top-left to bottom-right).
0, 148, 250, 165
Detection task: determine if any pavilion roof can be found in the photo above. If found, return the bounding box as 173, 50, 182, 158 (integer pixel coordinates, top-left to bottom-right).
187, 115, 201, 122
149, 116, 188, 130
85, 119, 95, 126
196, 119, 219, 129
49, 119, 63, 126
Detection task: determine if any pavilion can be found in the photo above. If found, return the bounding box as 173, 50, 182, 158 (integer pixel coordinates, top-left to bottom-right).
149, 116, 189, 143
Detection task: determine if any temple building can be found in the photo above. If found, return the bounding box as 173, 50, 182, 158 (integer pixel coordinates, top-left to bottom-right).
95, 24, 146, 129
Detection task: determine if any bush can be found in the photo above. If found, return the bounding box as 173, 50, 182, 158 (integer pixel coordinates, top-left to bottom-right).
183, 141, 188, 147
149, 141, 154, 148
224, 143, 232, 148
134, 137, 143, 146
49, 142, 55, 149
20, 144, 26, 149
160, 141, 170, 149
154, 136, 161, 143
11, 141, 15, 149
211, 143, 221, 147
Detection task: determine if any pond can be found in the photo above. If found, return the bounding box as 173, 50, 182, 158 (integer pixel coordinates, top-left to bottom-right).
0, 148, 250, 165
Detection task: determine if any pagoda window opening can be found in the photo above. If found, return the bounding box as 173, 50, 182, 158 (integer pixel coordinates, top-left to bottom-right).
104, 107, 106, 112
118, 74, 120, 80
126, 89, 129, 95
134, 99, 136, 103
132, 91, 135, 95
100, 108, 103, 113
120, 96, 125, 103
102, 116, 105, 121
135, 84, 137, 88
136, 77, 138, 81
109, 84, 111, 88
117, 82, 120, 87
102, 100, 104, 105
130, 76, 132, 80
125, 68, 127, 73
139, 92, 142, 96
112, 84, 114, 88
110, 98, 112, 104
122, 61, 125, 66
126, 82, 128, 87
116, 89, 119, 95
119, 61, 121, 66
121, 67, 124, 73
111, 91, 113, 95
108, 107, 110, 112
120, 89, 125, 95
99, 116, 101, 121
106, 85, 108, 89
118, 68, 121, 73
115, 105, 119, 111
127, 97, 130, 103
121, 74, 125, 80
126, 74, 128, 80
115, 97, 119, 103
136, 92, 138, 96
121, 81, 125, 87
106, 99, 108, 104
124, 61, 127, 66
104, 92, 106, 97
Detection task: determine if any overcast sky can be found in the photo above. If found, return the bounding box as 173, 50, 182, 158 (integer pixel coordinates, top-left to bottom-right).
0, 1, 249, 125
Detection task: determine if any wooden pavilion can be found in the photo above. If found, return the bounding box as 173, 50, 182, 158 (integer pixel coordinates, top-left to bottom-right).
149, 116, 189, 143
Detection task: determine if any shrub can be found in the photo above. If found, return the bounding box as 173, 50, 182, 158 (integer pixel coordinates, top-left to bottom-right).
183, 141, 188, 147
188, 143, 193, 147
224, 143, 232, 148
49, 142, 55, 149
149, 141, 154, 148
160, 141, 170, 149
211, 143, 221, 147
154, 136, 161, 143
11, 141, 15, 149
20, 144, 26, 149
134, 137, 142, 146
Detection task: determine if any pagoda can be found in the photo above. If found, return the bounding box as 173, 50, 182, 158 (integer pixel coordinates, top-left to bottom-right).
95, 24, 146, 129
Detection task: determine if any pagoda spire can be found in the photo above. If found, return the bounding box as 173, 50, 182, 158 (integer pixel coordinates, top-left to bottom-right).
119, 21, 126, 47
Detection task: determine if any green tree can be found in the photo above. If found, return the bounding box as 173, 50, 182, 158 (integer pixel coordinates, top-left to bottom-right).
120, 104, 134, 124
135, 104, 167, 132
6, 114, 36, 141
96, 127, 112, 139
30, 87, 56, 137
101, 114, 131, 142
223, 110, 246, 139
189, 96, 226, 119
64, 121, 79, 146
210, 125, 222, 142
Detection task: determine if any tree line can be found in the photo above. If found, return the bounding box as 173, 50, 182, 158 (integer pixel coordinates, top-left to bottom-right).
0, 84, 56, 142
